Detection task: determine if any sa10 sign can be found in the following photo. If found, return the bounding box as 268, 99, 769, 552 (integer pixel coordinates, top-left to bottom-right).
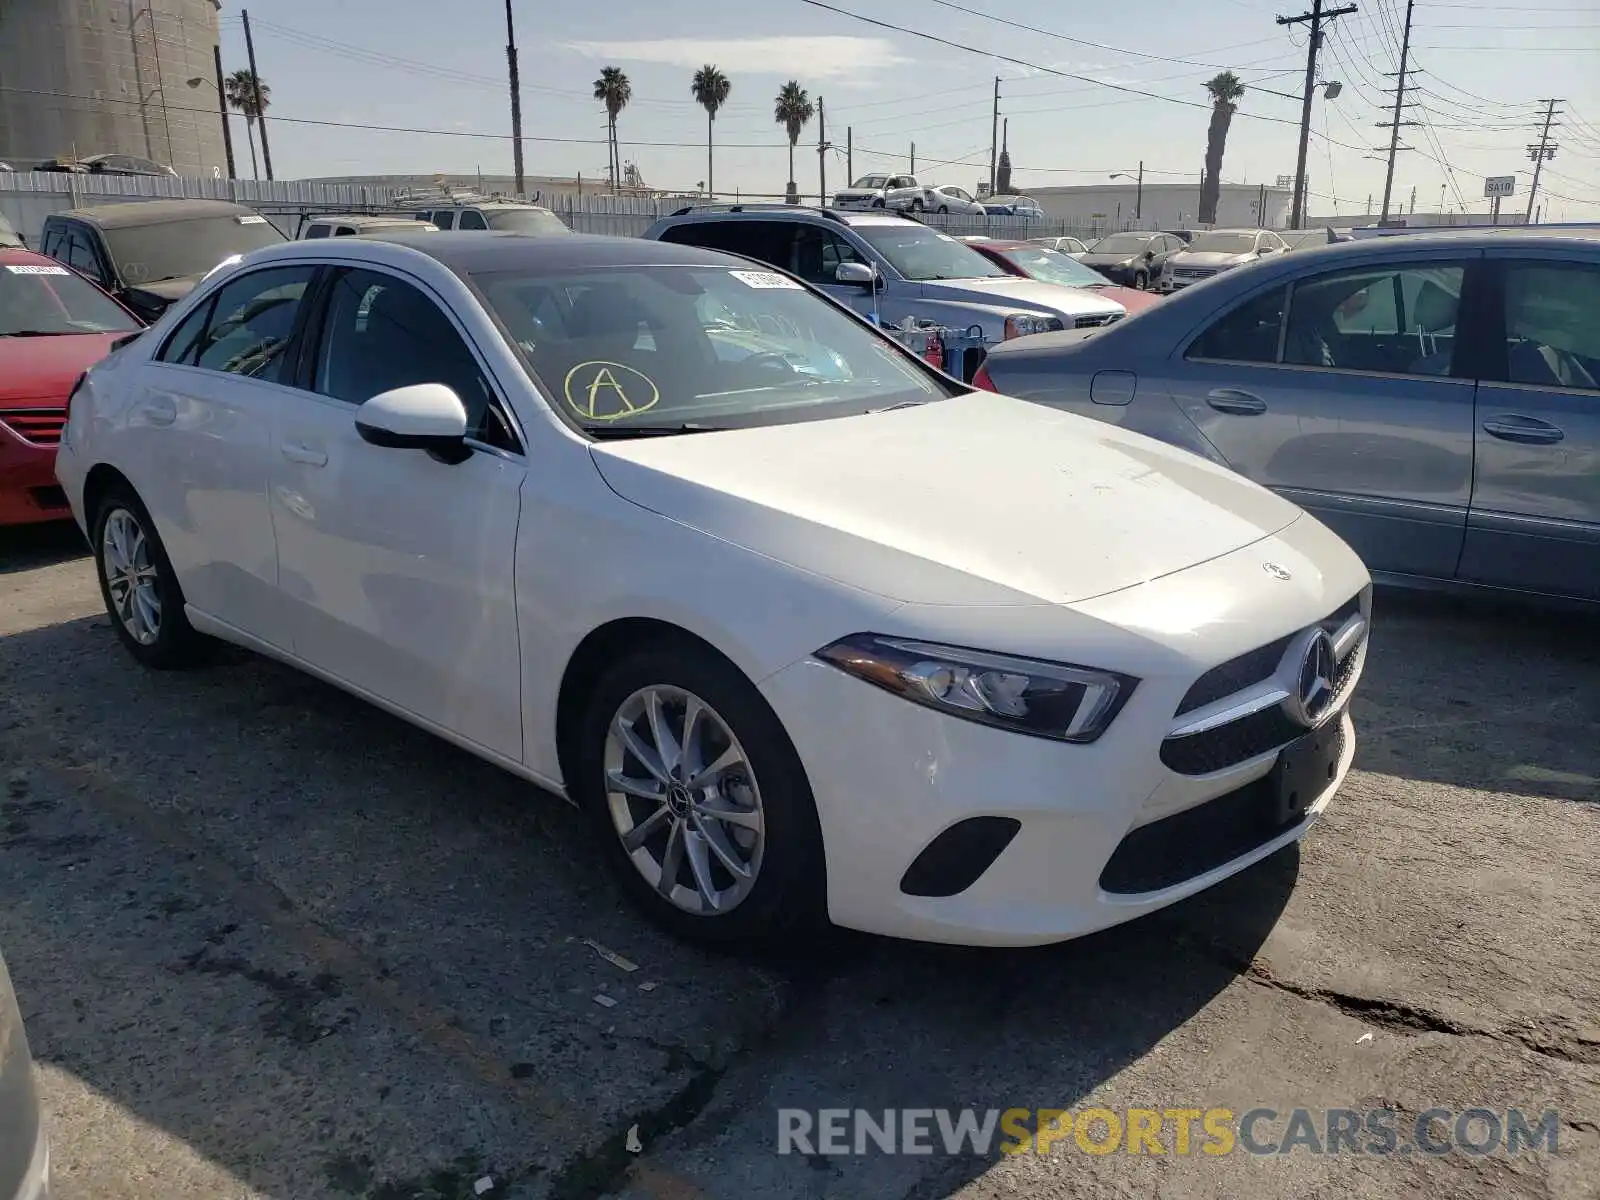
1484, 176, 1516, 197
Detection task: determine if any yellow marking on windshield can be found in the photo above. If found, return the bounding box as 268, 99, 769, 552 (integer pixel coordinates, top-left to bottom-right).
563, 360, 660, 421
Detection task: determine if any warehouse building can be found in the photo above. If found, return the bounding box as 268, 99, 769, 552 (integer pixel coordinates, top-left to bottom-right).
1025, 181, 1295, 231
0, 0, 228, 177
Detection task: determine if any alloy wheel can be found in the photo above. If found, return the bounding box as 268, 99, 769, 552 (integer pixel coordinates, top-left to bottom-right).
603, 685, 765, 916
101, 508, 161, 645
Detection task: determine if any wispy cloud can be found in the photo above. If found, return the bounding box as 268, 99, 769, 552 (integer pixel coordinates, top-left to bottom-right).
563, 36, 906, 79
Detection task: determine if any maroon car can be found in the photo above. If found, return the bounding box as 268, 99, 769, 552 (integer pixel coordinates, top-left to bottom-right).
965, 239, 1161, 314
0, 247, 142, 525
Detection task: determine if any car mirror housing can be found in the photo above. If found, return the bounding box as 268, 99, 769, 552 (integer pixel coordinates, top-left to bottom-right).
355, 383, 473, 464
834, 261, 879, 289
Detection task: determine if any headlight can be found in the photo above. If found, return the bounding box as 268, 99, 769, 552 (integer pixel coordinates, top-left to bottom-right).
815, 634, 1138, 743
1003, 313, 1051, 339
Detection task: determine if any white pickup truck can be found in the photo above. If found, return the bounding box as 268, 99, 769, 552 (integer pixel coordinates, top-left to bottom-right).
832, 173, 939, 213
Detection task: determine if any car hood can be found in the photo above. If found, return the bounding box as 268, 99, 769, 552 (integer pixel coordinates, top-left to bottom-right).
1170, 250, 1255, 268
1079, 252, 1141, 268
0, 331, 127, 402
589, 393, 1302, 608
930, 275, 1125, 319
125, 273, 204, 302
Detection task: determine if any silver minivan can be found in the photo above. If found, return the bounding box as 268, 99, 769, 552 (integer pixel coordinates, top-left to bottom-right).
1, 948, 48, 1200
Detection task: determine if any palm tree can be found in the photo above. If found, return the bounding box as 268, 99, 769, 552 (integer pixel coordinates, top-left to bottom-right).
223, 68, 270, 181
1199, 71, 1246, 225
773, 81, 814, 203
691, 64, 732, 200
593, 66, 632, 193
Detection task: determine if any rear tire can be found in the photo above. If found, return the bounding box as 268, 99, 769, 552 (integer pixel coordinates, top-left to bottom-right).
936, 205, 949, 215
573, 640, 827, 946
91, 483, 205, 669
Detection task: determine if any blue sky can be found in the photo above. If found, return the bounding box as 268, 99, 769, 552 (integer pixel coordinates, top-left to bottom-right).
217, 0, 1599, 218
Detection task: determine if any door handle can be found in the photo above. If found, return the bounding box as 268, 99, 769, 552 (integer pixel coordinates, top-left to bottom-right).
1206, 388, 1267, 415
280, 442, 329, 467
1482, 416, 1564, 445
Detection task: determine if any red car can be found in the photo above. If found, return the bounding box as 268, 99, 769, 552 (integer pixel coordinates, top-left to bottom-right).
965, 239, 1162, 315
0, 247, 143, 525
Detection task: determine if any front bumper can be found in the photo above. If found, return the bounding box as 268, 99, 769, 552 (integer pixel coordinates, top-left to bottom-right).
758, 517, 1369, 947
0, 428, 70, 527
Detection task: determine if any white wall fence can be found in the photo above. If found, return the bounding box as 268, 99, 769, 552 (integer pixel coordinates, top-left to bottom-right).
1, 172, 1138, 248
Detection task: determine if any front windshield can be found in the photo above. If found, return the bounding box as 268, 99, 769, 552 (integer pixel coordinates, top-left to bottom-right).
1189, 231, 1260, 253
476, 264, 949, 433
994, 246, 1109, 289
105, 215, 285, 284
852, 175, 889, 188
0, 261, 140, 334
1090, 233, 1154, 255
484, 208, 571, 235
852, 225, 1008, 281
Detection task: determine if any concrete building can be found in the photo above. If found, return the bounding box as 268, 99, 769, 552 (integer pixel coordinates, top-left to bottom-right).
1025, 182, 1295, 232
0, 0, 228, 177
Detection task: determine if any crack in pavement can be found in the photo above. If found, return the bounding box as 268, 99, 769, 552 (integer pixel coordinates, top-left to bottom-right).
1242, 961, 1600, 1066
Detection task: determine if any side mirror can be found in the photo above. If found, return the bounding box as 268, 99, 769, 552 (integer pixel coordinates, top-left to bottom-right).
834, 261, 879, 289
355, 383, 472, 464
1143, 249, 1155, 260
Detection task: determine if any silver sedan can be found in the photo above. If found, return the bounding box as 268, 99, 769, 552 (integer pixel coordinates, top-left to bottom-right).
929, 185, 987, 215
976, 226, 1600, 605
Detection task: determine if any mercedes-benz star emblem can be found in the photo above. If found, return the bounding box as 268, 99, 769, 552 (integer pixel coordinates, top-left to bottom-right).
1262, 561, 1292, 581
1288, 628, 1338, 728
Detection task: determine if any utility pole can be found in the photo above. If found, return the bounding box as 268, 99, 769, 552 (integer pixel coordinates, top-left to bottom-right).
240, 9, 272, 181
846, 127, 853, 181
910, 142, 915, 174
1376, 0, 1416, 224
504, 0, 525, 198
988, 76, 1000, 195
817, 96, 828, 206
1135, 159, 1143, 220
1408, 184, 1416, 214
1278, 0, 1356, 230
212, 43, 236, 181
1525, 99, 1561, 223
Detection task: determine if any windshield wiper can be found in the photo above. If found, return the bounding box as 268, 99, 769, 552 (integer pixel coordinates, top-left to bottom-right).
586, 422, 726, 439
1, 329, 73, 337
870, 399, 933, 414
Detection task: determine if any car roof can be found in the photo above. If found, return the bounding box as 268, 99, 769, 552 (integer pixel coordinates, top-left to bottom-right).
659, 204, 917, 229
51, 199, 261, 228
241, 230, 776, 275
0, 247, 58, 266
308, 214, 420, 226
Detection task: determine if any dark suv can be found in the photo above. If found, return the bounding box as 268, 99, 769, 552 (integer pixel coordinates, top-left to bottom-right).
39, 199, 286, 322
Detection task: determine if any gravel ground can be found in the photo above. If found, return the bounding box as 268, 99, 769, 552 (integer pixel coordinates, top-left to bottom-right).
1, 522, 1596, 1200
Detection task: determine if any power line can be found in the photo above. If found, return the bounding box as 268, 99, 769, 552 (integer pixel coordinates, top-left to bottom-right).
795, 0, 1372, 147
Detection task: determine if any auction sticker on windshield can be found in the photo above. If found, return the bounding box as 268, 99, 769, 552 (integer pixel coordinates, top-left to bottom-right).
236, 214, 268, 224
729, 269, 801, 290
5, 264, 70, 275
563, 360, 660, 421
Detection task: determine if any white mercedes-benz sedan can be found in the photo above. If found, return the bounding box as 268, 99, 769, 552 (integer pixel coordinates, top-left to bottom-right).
55, 232, 1371, 947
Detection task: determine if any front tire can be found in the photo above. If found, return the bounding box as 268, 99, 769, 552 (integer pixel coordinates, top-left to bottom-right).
92, 483, 204, 669
909, 198, 924, 213
1133, 270, 1150, 290
574, 641, 826, 946
936, 205, 949, 215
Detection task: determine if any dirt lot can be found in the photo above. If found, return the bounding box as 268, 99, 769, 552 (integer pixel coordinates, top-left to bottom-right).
1, 522, 1596, 1200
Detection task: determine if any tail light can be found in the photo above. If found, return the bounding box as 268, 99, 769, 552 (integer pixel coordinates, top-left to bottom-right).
971, 364, 998, 392
922, 333, 944, 371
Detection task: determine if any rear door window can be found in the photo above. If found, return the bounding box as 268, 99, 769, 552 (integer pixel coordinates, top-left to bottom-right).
1186, 286, 1287, 364
457, 210, 488, 230
431, 210, 456, 230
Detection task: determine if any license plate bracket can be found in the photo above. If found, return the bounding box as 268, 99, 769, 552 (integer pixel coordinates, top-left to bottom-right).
1270, 714, 1343, 826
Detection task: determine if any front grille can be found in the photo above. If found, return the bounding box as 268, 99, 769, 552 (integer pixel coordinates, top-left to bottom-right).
1075, 314, 1115, 328
1161, 592, 1365, 776
1174, 593, 1362, 717
1161, 705, 1308, 775
1173, 267, 1216, 280
1103, 720, 1344, 894
0, 407, 67, 446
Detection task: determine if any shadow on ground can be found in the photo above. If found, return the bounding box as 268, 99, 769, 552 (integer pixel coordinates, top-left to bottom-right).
1350, 588, 1600, 804
0, 612, 1297, 1199
0, 521, 87, 576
